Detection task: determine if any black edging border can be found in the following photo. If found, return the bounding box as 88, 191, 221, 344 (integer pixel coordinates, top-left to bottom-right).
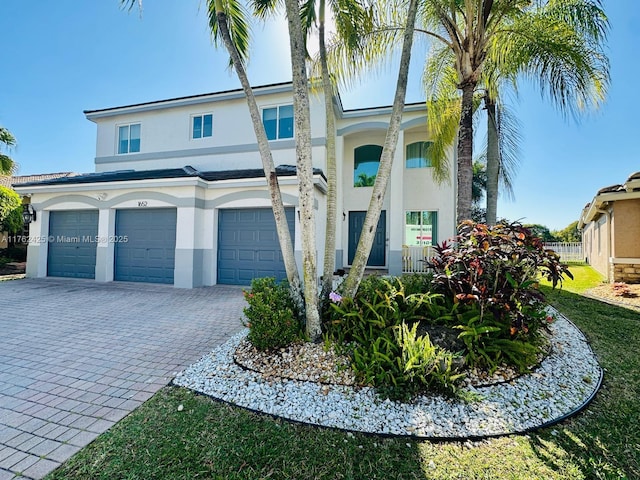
170, 307, 604, 442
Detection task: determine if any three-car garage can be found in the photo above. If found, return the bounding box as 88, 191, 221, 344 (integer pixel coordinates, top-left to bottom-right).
44, 207, 289, 287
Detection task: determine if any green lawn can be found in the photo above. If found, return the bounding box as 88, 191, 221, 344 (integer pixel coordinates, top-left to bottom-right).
46, 265, 640, 480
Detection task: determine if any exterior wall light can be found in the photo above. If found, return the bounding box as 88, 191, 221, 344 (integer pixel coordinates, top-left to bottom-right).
22, 204, 36, 224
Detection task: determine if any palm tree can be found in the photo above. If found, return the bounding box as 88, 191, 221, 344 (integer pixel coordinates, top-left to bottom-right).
0, 127, 18, 175
341, 0, 608, 226
254, 0, 369, 314
358, 0, 608, 227
121, 0, 311, 332
340, 0, 420, 298
281, 0, 322, 339
302, 0, 369, 301
482, 0, 609, 225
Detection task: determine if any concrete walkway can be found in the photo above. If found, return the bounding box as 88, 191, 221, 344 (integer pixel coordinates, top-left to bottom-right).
0, 278, 245, 480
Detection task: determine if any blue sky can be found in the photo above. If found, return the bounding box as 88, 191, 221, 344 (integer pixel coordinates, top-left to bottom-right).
1, 0, 638, 231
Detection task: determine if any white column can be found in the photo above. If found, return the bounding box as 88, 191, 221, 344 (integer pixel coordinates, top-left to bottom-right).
388, 129, 405, 275
26, 209, 49, 278
95, 208, 115, 282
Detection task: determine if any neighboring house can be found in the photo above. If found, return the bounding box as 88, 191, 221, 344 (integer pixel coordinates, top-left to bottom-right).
579, 172, 640, 283
1, 173, 76, 249
14, 82, 456, 288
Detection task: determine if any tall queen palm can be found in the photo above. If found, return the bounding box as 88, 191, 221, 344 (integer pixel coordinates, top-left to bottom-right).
335, 0, 609, 226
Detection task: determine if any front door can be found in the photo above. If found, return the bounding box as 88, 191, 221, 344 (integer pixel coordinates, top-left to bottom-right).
348, 211, 386, 267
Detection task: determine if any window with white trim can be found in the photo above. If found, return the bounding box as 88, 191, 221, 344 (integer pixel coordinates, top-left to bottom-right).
406, 141, 433, 168
118, 123, 140, 154
192, 113, 213, 139
262, 105, 293, 140
405, 211, 438, 246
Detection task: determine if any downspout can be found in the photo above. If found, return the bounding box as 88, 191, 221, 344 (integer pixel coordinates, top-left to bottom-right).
595, 206, 612, 281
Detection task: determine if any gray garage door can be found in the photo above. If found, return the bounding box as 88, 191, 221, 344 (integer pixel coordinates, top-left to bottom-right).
218, 208, 294, 285
47, 210, 99, 279
114, 208, 177, 284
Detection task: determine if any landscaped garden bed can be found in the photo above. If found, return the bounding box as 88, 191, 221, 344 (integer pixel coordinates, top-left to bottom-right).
174, 221, 602, 439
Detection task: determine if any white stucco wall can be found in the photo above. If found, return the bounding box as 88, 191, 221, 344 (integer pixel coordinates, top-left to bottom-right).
91, 86, 328, 173
19, 177, 326, 288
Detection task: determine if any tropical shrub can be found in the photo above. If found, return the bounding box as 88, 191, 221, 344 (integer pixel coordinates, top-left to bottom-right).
428, 220, 570, 372
325, 277, 463, 400
0, 186, 20, 227
430, 220, 572, 334
243, 277, 302, 351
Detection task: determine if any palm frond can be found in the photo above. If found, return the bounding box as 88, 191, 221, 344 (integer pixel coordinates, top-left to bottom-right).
490, 4, 609, 118
0, 128, 16, 149
0, 154, 17, 175
208, 0, 252, 66
251, 0, 281, 20
495, 101, 521, 199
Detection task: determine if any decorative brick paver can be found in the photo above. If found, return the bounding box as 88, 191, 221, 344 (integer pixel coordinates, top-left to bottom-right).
0, 278, 245, 479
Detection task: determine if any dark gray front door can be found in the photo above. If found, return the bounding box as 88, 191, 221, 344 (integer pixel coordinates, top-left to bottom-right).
217, 208, 294, 286
47, 210, 99, 279
114, 208, 176, 284
348, 210, 386, 267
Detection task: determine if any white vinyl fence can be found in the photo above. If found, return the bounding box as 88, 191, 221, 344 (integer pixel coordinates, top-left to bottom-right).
402, 245, 435, 273
543, 242, 584, 263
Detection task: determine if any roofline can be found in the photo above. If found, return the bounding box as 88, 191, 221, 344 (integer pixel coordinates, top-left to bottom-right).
341, 101, 425, 116
580, 189, 640, 227
579, 171, 640, 228
84, 81, 295, 120
84, 80, 426, 121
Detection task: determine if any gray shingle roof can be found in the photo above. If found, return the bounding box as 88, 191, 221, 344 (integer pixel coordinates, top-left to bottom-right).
15, 165, 326, 187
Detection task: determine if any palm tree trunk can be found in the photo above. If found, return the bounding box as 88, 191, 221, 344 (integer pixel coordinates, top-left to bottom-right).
485, 95, 499, 226
283, 0, 321, 341
214, 3, 304, 311
341, 0, 418, 299
319, 0, 337, 301
456, 81, 475, 225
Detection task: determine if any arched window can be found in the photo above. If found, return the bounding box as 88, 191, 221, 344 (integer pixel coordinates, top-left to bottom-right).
405, 141, 433, 168
353, 144, 382, 187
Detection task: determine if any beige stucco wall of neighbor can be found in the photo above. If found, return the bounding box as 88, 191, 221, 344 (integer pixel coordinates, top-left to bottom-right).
612, 198, 640, 258
583, 215, 610, 280
609, 198, 640, 283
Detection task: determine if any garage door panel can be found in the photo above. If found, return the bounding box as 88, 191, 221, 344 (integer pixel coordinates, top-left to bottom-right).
218, 249, 237, 261
47, 210, 98, 279
238, 231, 257, 242
257, 250, 277, 262
238, 250, 256, 262
217, 208, 294, 285
115, 209, 176, 284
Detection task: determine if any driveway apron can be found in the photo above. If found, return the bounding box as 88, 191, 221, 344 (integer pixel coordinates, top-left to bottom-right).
0, 278, 245, 480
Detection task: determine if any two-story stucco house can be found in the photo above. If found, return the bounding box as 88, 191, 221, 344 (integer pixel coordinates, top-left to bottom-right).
15, 82, 456, 288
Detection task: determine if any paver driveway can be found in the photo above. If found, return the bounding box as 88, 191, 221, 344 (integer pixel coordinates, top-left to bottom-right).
0, 278, 245, 480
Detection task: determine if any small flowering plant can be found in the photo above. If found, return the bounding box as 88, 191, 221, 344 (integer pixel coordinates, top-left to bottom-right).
329, 291, 343, 303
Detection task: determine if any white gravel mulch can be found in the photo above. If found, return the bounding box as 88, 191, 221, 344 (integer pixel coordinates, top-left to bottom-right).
173, 307, 602, 439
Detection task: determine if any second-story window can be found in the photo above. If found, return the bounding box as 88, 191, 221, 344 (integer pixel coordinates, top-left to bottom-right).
192, 113, 213, 139
118, 123, 140, 154
262, 105, 293, 140
354, 144, 382, 187
406, 141, 433, 168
